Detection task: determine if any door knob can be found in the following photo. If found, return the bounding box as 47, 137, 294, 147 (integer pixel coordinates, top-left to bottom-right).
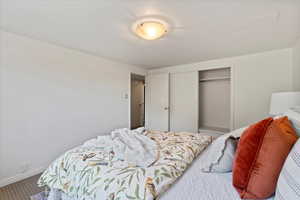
164, 107, 169, 110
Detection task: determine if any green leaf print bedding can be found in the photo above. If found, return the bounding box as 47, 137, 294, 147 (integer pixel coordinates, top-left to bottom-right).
38, 131, 213, 200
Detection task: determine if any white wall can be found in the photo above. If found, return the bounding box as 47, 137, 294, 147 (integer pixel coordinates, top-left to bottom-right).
148, 49, 293, 129
0, 31, 146, 186
293, 38, 300, 91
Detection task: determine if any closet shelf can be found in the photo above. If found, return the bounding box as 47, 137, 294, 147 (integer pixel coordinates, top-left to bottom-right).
198, 126, 230, 134
199, 76, 230, 82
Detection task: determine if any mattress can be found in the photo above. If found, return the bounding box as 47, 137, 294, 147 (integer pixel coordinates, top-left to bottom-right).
49, 154, 275, 200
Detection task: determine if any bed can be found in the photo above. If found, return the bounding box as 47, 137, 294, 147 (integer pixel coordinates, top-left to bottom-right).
39, 128, 275, 200
46, 155, 274, 200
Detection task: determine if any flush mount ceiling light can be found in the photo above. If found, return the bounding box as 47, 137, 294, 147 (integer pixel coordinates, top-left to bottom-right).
132, 18, 169, 40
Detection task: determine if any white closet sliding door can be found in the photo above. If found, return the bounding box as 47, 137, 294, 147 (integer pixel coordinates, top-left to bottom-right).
145, 73, 170, 131
170, 72, 198, 133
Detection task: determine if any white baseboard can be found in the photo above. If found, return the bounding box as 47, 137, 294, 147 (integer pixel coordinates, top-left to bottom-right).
0, 166, 47, 188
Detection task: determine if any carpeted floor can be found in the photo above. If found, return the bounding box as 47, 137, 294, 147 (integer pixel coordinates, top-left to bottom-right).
0, 174, 44, 200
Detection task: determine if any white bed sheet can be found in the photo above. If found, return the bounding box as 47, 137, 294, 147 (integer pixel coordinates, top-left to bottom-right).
50, 154, 274, 200
160, 155, 274, 200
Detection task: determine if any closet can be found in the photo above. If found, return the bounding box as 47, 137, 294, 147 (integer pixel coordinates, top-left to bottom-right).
198, 68, 231, 134
145, 67, 232, 135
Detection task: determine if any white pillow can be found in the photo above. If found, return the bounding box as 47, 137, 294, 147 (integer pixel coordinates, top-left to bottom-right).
199, 126, 247, 173
284, 107, 300, 136
275, 138, 300, 200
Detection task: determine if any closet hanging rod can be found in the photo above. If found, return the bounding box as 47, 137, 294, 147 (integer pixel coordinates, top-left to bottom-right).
199, 76, 230, 82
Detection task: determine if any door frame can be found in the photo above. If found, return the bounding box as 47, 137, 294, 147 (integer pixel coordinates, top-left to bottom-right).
129, 73, 146, 129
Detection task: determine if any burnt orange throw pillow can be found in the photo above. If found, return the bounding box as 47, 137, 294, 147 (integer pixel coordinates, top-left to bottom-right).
232, 117, 298, 199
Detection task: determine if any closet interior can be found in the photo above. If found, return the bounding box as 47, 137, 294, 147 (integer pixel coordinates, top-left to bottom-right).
198, 68, 231, 135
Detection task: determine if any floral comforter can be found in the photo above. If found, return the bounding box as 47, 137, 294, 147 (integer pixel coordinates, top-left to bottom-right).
38, 131, 213, 200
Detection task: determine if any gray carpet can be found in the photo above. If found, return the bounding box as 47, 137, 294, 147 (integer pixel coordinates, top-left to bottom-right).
0, 174, 44, 200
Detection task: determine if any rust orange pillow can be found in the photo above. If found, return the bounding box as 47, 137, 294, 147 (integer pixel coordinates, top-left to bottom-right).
232, 117, 298, 199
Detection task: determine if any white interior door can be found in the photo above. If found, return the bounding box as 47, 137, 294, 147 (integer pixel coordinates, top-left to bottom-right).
145, 73, 169, 131
170, 72, 198, 133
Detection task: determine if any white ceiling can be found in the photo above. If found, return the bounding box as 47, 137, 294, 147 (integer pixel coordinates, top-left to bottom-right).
1, 0, 300, 68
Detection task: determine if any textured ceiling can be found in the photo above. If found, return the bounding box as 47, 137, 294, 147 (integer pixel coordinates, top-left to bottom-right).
1, 0, 300, 68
